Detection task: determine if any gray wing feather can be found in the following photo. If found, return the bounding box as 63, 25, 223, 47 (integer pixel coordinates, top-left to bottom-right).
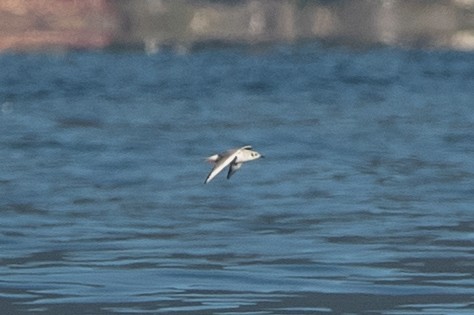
204, 152, 238, 184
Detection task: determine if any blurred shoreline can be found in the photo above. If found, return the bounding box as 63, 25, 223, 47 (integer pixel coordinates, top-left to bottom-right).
1, 0, 474, 52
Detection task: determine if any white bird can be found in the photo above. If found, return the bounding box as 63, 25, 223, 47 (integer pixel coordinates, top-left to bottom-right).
204, 145, 264, 184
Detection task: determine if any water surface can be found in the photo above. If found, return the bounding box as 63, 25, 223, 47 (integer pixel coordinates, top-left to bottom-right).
1, 45, 474, 314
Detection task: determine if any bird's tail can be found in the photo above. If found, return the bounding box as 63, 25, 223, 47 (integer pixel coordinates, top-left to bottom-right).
205, 154, 219, 164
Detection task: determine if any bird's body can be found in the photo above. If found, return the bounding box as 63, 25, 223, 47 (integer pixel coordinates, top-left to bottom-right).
204, 145, 263, 184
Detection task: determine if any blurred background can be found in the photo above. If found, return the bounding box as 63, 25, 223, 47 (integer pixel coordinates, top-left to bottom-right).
1, 0, 474, 52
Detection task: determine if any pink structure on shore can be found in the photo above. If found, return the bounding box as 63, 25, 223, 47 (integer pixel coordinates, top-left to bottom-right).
0, 0, 116, 51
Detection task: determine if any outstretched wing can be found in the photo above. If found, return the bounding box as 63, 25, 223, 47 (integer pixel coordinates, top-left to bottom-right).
204, 154, 238, 184
227, 162, 242, 179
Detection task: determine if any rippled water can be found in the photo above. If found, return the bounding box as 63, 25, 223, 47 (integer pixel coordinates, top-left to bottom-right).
1, 45, 474, 314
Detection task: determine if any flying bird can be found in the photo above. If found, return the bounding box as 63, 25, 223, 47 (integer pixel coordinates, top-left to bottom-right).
204, 145, 264, 184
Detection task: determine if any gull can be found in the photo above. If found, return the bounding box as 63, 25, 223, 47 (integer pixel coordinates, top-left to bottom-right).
204, 145, 264, 184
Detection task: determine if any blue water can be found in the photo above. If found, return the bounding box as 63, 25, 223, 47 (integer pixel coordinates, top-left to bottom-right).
1, 45, 474, 314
